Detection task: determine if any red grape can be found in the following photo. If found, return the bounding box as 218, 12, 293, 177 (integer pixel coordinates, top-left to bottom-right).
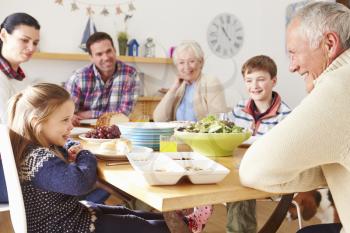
85, 125, 121, 139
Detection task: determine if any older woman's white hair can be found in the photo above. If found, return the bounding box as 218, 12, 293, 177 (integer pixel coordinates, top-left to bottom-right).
295, 1, 350, 49
172, 41, 204, 65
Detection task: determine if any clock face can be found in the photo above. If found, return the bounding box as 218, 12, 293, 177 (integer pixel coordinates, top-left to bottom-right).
207, 13, 244, 58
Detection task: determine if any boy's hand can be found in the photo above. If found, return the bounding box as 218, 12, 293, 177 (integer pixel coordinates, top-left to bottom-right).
67, 144, 83, 162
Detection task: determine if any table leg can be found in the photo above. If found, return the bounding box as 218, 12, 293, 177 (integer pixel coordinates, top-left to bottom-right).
258, 193, 294, 233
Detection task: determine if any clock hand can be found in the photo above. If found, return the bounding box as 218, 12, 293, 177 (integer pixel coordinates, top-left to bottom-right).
221, 27, 231, 41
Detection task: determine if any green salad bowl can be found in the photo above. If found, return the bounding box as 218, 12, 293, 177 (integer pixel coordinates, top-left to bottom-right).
174, 130, 251, 157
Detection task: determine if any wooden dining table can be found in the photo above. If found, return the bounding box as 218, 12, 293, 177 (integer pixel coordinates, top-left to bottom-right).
94, 146, 293, 233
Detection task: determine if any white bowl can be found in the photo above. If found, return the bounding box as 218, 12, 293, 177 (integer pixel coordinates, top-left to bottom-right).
127, 155, 185, 185
127, 152, 230, 185
176, 160, 230, 184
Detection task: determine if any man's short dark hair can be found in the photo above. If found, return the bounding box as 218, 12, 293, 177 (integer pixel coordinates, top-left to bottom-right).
86, 32, 114, 55
241, 55, 277, 79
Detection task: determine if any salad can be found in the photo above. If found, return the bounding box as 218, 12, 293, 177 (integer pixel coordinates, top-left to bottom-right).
177, 115, 244, 133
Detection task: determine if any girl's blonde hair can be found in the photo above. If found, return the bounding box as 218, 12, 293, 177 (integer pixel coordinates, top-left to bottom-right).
8, 83, 71, 167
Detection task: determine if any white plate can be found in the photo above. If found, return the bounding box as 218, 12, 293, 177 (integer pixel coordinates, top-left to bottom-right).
79, 134, 117, 143
70, 127, 91, 136
80, 118, 97, 125
96, 146, 153, 159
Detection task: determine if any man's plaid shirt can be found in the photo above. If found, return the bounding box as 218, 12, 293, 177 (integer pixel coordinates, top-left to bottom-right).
65, 60, 140, 118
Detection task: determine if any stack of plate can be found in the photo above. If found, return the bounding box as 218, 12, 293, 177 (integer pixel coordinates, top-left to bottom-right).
118, 122, 183, 151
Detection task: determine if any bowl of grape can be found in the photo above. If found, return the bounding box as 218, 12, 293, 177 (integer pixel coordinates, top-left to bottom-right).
79, 125, 121, 143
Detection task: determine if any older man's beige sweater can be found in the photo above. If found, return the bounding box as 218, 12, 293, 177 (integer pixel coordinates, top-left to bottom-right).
239, 49, 350, 233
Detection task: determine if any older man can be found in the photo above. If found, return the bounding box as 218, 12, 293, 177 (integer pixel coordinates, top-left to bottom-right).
239, 2, 350, 233
65, 32, 140, 126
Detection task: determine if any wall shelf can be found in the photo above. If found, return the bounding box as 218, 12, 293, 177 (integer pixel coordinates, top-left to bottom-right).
33, 52, 173, 64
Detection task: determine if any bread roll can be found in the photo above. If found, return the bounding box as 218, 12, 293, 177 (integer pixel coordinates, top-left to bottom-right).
97, 112, 129, 127
116, 138, 132, 154
98, 138, 132, 155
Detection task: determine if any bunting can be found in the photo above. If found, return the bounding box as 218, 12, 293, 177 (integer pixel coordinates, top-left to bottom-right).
54, 0, 136, 16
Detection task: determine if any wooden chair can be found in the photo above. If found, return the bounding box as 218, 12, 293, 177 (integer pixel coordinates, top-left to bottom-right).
0, 124, 27, 233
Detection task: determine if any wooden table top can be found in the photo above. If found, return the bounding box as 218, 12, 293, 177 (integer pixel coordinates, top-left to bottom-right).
96, 147, 275, 212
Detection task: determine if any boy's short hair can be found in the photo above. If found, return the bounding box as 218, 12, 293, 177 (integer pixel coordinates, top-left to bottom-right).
241, 55, 277, 78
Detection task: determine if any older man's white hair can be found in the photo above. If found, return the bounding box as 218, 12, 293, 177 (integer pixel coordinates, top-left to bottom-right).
294, 1, 350, 49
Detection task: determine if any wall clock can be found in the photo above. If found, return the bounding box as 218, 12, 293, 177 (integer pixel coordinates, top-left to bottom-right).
207, 13, 244, 59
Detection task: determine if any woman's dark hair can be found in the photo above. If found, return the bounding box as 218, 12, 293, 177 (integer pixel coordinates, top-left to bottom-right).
0, 12, 40, 52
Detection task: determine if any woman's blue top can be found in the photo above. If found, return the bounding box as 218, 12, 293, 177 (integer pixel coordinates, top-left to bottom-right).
176, 83, 197, 121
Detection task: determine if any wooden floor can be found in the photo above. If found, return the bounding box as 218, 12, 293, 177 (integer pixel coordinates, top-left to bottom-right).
0, 196, 320, 233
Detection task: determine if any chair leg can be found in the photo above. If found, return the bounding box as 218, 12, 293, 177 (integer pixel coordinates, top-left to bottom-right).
291, 200, 303, 230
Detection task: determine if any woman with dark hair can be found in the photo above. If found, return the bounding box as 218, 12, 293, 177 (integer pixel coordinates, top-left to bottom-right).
0, 12, 40, 203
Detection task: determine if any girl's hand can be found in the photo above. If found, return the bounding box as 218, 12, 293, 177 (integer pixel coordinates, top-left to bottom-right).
67, 144, 83, 162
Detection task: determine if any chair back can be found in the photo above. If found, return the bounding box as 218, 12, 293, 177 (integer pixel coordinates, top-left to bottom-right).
0, 124, 27, 233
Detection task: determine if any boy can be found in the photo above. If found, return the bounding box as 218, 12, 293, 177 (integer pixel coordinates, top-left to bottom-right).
223, 55, 291, 233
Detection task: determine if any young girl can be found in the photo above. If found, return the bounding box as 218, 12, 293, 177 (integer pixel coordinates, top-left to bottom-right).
0, 12, 40, 204
7, 83, 190, 233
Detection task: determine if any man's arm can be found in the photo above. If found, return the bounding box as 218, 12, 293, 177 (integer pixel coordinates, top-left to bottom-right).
65, 73, 87, 125
65, 73, 82, 114
118, 72, 140, 115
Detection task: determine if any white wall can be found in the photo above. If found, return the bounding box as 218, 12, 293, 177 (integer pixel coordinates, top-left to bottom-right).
0, 0, 309, 108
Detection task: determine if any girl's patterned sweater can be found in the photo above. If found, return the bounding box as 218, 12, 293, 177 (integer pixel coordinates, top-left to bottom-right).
19, 145, 98, 233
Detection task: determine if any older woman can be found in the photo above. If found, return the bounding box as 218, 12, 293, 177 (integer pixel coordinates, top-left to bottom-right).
153, 41, 228, 122
0, 12, 40, 203
154, 41, 227, 233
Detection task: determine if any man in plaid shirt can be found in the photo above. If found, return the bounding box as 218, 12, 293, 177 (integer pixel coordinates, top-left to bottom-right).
65, 32, 140, 126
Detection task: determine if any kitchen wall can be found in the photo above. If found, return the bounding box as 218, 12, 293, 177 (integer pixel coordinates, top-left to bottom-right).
1, 0, 313, 109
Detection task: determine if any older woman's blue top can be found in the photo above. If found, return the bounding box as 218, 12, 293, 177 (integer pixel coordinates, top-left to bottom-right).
176, 83, 197, 121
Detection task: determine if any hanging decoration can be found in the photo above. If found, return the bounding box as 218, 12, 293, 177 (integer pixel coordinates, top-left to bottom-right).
100, 7, 109, 16
128, 2, 136, 11
71, 1, 79, 11
55, 0, 64, 5
116, 5, 123, 15
86, 6, 95, 16
54, 0, 136, 16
